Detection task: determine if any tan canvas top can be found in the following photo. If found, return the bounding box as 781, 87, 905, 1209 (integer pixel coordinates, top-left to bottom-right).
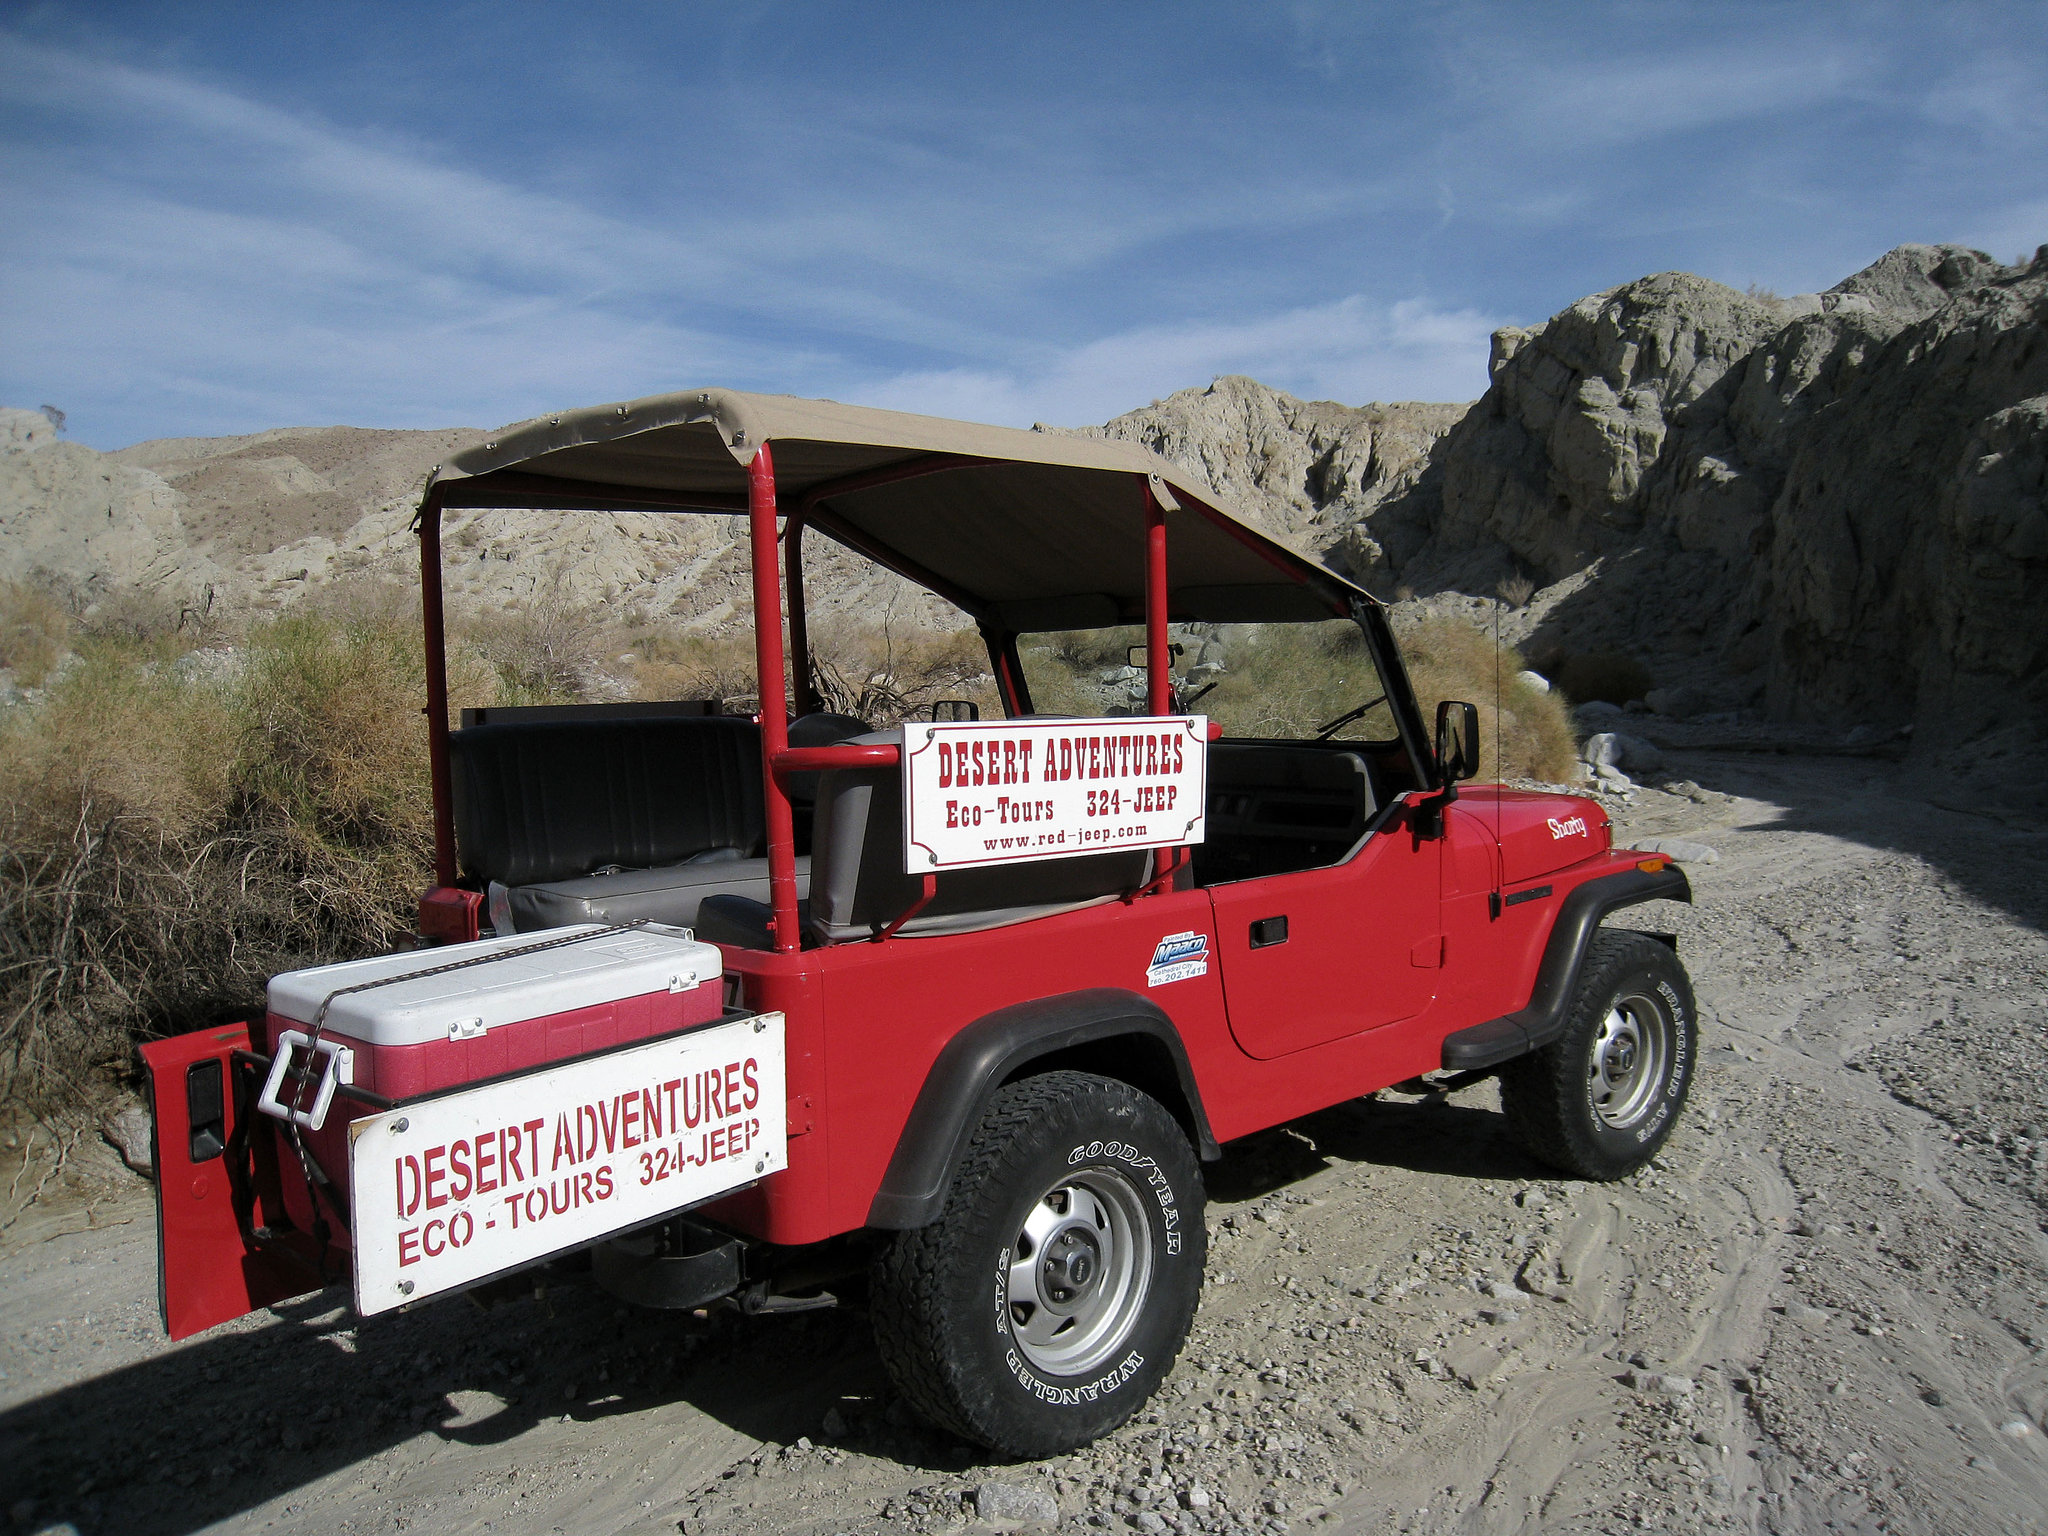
426, 387, 1370, 628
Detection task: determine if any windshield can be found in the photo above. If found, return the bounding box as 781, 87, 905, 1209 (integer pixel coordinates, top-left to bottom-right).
1015, 618, 1396, 742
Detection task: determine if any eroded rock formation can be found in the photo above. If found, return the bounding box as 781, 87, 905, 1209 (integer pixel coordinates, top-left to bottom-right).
1098, 244, 2048, 758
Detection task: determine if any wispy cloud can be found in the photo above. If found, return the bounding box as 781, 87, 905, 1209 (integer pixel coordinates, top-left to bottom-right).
861, 295, 1500, 428
3, 5, 2044, 447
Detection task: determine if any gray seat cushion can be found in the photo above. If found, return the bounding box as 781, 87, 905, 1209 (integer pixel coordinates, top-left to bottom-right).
505, 856, 811, 933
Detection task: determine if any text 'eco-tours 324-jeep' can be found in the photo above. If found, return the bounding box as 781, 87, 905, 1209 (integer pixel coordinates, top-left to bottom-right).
143, 389, 1697, 1458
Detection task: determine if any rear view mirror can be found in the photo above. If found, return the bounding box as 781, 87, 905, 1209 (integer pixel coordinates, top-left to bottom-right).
1435, 700, 1480, 783
1127, 642, 1183, 670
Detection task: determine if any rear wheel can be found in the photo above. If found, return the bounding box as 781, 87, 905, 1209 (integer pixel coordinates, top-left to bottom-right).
869, 1071, 1205, 1458
1501, 929, 1696, 1180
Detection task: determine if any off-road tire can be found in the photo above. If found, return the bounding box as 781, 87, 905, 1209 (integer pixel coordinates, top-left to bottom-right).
1500, 929, 1697, 1180
869, 1070, 1205, 1458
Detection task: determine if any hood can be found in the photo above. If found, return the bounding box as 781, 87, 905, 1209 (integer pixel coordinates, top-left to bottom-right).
1463, 787, 1612, 884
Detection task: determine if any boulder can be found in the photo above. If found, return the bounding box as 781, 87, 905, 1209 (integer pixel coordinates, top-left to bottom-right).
1581, 730, 1664, 774
101, 1104, 154, 1178
973, 1484, 1059, 1526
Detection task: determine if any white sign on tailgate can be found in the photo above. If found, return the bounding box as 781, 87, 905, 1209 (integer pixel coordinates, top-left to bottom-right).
901, 716, 1207, 873
348, 1013, 786, 1315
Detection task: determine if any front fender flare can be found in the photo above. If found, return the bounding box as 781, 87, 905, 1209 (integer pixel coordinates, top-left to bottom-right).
866, 988, 1217, 1230
1440, 864, 1693, 1071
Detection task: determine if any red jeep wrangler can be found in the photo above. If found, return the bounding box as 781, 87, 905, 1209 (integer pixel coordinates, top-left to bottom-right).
144, 389, 1695, 1458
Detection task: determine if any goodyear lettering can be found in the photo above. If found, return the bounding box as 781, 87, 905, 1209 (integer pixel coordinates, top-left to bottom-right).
1067, 1138, 1183, 1255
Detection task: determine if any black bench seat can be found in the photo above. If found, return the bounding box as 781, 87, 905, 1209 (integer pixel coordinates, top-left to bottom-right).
451, 715, 794, 934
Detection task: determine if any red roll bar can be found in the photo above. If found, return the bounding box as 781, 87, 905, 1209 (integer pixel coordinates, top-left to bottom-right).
419, 488, 457, 890
749, 444, 805, 954
770, 743, 902, 781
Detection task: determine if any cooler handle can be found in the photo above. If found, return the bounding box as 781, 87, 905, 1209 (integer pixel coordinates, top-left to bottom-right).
256, 1031, 355, 1132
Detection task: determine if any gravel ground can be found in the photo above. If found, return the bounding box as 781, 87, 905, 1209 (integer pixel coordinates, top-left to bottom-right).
3, 751, 2045, 1536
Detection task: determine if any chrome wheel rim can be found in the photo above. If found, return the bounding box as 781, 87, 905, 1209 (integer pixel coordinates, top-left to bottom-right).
1589, 989, 1671, 1130
1006, 1169, 1152, 1376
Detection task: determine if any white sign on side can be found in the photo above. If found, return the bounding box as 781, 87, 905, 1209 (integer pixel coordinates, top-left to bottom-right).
348, 1013, 786, 1315
901, 716, 1207, 874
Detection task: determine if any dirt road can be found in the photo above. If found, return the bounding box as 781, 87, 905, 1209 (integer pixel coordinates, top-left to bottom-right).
4, 751, 2045, 1536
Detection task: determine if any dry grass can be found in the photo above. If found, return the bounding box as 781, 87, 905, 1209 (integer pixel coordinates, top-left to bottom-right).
461, 566, 605, 702
622, 628, 762, 713
1020, 612, 1577, 784
1394, 613, 1578, 782
0, 607, 440, 1105
807, 615, 994, 725
1, 584, 1572, 1107
0, 581, 71, 688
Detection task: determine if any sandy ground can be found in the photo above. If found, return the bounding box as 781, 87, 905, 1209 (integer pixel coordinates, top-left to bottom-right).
3, 750, 2045, 1536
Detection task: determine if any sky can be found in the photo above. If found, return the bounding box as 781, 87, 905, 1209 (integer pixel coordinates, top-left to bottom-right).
2, 1, 2044, 450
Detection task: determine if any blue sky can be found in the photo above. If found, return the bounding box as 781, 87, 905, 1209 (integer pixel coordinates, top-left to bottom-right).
3, 1, 2044, 450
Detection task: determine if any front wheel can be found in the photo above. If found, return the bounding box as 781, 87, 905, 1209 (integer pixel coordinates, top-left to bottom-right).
869, 1071, 1206, 1458
1500, 929, 1697, 1180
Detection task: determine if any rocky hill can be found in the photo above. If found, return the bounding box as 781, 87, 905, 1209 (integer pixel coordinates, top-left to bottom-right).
0, 409, 948, 634
6, 240, 2043, 767
1093, 243, 2048, 780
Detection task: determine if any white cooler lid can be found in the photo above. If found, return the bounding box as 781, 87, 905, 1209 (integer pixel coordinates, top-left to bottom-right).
266, 924, 725, 1047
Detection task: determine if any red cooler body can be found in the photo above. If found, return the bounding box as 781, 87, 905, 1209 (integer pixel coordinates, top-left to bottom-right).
260, 923, 726, 1217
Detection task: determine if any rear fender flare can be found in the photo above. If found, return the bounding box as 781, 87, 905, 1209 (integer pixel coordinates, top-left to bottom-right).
866, 988, 1218, 1230
1440, 864, 1694, 1071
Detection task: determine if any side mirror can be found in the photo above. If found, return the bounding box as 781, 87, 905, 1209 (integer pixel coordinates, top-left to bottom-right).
1435, 700, 1480, 783
1127, 642, 1184, 669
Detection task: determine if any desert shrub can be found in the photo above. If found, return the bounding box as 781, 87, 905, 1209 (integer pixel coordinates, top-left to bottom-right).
1016, 612, 1574, 782
0, 580, 70, 688
806, 620, 994, 725
1194, 623, 1390, 740
0, 609, 442, 1105
624, 629, 762, 712
1550, 651, 1654, 707
461, 565, 604, 702
1394, 613, 1579, 783
620, 616, 996, 725
1018, 628, 1146, 718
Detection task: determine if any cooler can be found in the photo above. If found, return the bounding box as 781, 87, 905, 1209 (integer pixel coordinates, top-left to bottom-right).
258, 923, 727, 1216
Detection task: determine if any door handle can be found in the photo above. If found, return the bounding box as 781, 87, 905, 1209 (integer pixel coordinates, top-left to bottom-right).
1249, 916, 1288, 948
